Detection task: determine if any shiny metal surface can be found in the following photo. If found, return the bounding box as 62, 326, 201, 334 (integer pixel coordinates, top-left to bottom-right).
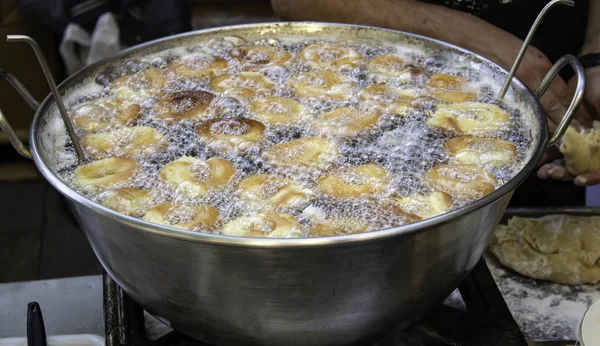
533, 55, 585, 147
498, 0, 574, 99
7, 35, 86, 161
0, 22, 584, 345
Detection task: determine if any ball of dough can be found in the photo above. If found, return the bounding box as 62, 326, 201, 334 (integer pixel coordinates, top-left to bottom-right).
489, 215, 600, 285
559, 122, 600, 175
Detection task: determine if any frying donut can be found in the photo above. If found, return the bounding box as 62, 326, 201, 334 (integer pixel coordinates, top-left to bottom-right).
318, 163, 390, 198
81, 126, 166, 159
230, 45, 292, 71
237, 174, 313, 209
428, 74, 477, 103
168, 53, 228, 79
111, 68, 169, 101
288, 71, 356, 101
221, 211, 302, 238
299, 43, 364, 70
263, 137, 338, 169
210, 72, 276, 95
312, 106, 380, 137
74, 157, 138, 188
249, 96, 307, 124
160, 156, 236, 197
359, 84, 417, 116
426, 164, 497, 199
143, 202, 220, 232
96, 187, 151, 216
311, 218, 372, 237
368, 54, 405, 76
390, 191, 452, 220
153, 90, 215, 124
71, 98, 141, 133
428, 102, 510, 134
219, 87, 257, 103
444, 135, 517, 168
197, 117, 265, 151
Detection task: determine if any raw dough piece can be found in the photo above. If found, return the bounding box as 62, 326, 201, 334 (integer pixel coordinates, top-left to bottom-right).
489, 215, 600, 285
559, 121, 600, 175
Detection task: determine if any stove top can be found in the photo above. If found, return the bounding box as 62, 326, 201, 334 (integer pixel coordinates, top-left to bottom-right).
103, 258, 528, 346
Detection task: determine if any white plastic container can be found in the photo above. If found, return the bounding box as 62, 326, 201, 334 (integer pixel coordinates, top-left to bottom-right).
580, 299, 600, 346
0, 334, 104, 346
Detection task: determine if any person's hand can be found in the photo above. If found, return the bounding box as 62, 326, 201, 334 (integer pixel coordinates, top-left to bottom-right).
535, 66, 600, 186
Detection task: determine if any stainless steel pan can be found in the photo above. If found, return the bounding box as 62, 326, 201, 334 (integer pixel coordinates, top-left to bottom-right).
0, 19, 585, 345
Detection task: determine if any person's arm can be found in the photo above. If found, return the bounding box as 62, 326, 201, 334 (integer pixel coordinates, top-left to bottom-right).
580, 0, 600, 56
271, 0, 567, 123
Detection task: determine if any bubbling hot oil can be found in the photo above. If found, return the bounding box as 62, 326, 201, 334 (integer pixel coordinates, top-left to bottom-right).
51, 35, 535, 237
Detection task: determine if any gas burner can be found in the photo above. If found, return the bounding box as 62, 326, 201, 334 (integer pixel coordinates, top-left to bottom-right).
103, 258, 527, 346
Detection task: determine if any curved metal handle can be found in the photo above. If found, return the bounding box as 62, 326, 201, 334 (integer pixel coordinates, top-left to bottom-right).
0, 69, 40, 159
534, 55, 585, 148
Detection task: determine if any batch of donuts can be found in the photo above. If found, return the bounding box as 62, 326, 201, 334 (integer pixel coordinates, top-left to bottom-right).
61, 38, 531, 238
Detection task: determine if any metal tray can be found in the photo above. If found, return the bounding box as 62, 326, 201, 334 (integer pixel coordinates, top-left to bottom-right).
487, 206, 600, 342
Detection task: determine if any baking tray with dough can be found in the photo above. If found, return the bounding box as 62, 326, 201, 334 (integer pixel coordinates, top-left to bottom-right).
486, 207, 600, 342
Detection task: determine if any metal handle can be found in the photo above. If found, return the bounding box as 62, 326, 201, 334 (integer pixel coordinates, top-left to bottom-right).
498, 0, 574, 99
27, 302, 47, 346
0, 69, 40, 159
534, 55, 585, 148
6, 35, 86, 162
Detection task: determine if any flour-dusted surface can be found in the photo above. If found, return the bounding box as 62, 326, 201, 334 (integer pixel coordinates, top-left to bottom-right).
486, 253, 600, 341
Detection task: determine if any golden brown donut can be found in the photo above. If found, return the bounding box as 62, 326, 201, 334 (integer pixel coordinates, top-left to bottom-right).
444, 135, 517, 168
299, 43, 364, 70
390, 191, 453, 220
111, 68, 169, 101
74, 157, 138, 188
219, 87, 257, 102
427, 73, 477, 103
427, 102, 510, 134
249, 96, 307, 125
312, 106, 380, 137
81, 126, 166, 159
143, 202, 220, 232
168, 53, 228, 79
426, 164, 497, 199
197, 117, 265, 151
210, 72, 276, 95
71, 98, 141, 133
230, 45, 292, 71
263, 137, 338, 169
318, 163, 390, 198
288, 71, 356, 101
221, 211, 303, 238
96, 187, 151, 216
160, 156, 236, 198
153, 90, 215, 124
310, 218, 372, 237
359, 84, 417, 116
237, 174, 314, 209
